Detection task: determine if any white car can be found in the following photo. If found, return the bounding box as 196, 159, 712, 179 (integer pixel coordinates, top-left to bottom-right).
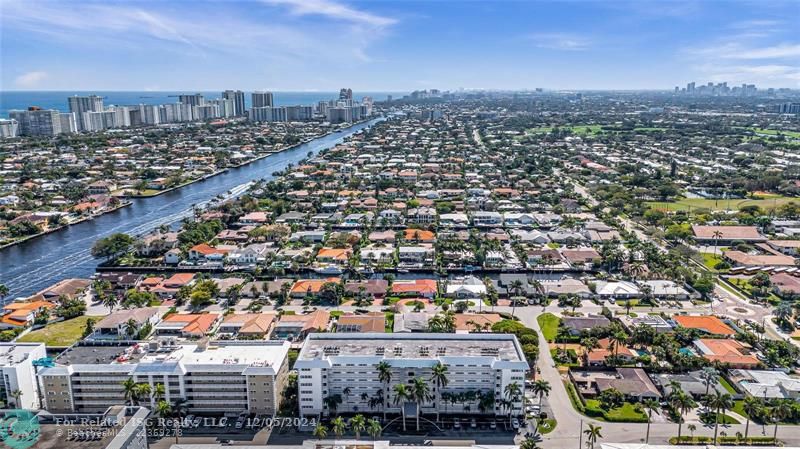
511, 418, 520, 430
489, 421, 497, 430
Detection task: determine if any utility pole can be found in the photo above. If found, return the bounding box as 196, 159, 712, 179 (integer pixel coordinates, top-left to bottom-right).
578, 419, 583, 449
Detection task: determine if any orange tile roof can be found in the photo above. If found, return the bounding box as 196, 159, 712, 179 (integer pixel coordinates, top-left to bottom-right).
696, 338, 759, 367
290, 278, 341, 294
586, 338, 637, 363
673, 315, 735, 336
317, 248, 352, 260
190, 243, 229, 255
336, 312, 385, 333
404, 229, 436, 241
163, 313, 219, 336
279, 310, 330, 331
391, 279, 437, 295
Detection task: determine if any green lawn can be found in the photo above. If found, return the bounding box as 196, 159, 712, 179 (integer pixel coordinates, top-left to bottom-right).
525, 125, 604, 135
18, 316, 101, 347
585, 399, 648, 422
537, 313, 560, 342
718, 376, 737, 394
646, 195, 799, 212
700, 252, 725, 271
749, 128, 800, 139
384, 311, 395, 332
537, 418, 557, 434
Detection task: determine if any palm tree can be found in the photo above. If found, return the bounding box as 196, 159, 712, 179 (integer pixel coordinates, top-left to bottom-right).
313, 424, 328, 440
377, 361, 392, 422
583, 423, 602, 449
135, 383, 152, 406
153, 383, 166, 402
771, 401, 791, 441
643, 399, 660, 444
124, 318, 139, 338
0, 284, 9, 302
504, 382, 522, 426
393, 384, 411, 432
411, 377, 431, 431
102, 294, 118, 314
349, 414, 366, 440
712, 230, 723, 258
706, 391, 733, 445
170, 398, 189, 445
367, 418, 382, 441
429, 362, 449, 423
9, 390, 22, 408
510, 279, 523, 319
155, 400, 172, 422
699, 367, 719, 397
331, 416, 347, 441
520, 436, 540, 449
687, 423, 696, 438
531, 380, 551, 408
669, 389, 696, 441
122, 377, 137, 405
608, 331, 627, 367
742, 396, 762, 439
324, 394, 343, 417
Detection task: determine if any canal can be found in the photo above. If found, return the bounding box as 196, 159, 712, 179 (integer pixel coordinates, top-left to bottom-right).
0, 118, 383, 299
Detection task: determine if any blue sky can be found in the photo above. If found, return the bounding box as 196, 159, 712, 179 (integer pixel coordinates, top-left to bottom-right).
2, 0, 799, 91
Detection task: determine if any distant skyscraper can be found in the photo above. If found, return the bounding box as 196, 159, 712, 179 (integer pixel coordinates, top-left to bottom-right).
178, 93, 205, 107
252, 91, 274, 108
9, 107, 63, 136
0, 119, 19, 138
339, 88, 353, 101
222, 90, 246, 116
68, 95, 104, 131
59, 112, 77, 133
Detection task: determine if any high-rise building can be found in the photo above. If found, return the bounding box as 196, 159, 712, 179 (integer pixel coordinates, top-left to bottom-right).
210, 98, 235, 118
252, 91, 274, 108
339, 88, 353, 101
9, 107, 63, 136
0, 119, 19, 138
285, 105, 314, 121
326, 106, 352, 124
107, 106, 131, 128
249, 106, 288, 122
194, 104, 219, 121
1, 343, 47, 409
68, 95, 104, 131
83, 111, 116, 132
178, 93, 205, 107
138, 104, 161, 125
222, 90, 246, 116
59, 112, 78, 134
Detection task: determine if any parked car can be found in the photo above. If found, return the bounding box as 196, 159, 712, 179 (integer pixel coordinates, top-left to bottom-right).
453, 419, 461, 429
511, 418, 520, 430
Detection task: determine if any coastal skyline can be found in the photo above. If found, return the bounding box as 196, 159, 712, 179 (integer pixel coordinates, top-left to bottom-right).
2, 0, 800, 91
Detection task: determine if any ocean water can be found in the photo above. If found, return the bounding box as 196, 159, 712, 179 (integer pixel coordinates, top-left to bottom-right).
0, 91, 405, 117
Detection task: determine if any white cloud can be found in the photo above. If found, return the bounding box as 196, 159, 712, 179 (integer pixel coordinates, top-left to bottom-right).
727, 43, 800, 60
0, 0, 393, 66
526, 33, 591, 51
262, 0, 396, 27
14, 71, 47, 88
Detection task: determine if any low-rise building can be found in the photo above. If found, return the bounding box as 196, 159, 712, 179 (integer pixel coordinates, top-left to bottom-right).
38, 340, 290, 414
0, 343, 47, 409
295, 333, 529, 418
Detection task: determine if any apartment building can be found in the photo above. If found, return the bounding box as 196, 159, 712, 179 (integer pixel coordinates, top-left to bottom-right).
38, 340, 290, 415
295, 333, 529, 418
0, 343, 47, 409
